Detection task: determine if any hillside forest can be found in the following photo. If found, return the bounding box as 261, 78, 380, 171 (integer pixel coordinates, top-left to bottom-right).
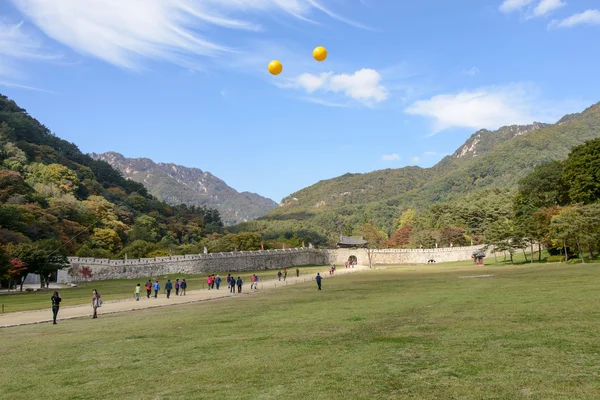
2, 94, 600, 288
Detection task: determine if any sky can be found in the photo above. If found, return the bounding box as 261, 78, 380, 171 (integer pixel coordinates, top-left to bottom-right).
1, 0, 599, 203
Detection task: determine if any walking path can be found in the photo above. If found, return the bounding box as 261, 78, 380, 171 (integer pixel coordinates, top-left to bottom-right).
0, 265, 368, 328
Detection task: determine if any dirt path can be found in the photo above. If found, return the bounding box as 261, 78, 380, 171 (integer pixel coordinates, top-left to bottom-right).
0, 265, 368, 328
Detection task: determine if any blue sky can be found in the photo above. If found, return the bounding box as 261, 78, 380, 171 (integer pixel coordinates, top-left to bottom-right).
1, 0, 599, 202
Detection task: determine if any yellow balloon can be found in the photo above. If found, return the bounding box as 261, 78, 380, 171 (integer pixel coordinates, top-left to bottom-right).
313, 46, 327, 62
268, 60, 283, 75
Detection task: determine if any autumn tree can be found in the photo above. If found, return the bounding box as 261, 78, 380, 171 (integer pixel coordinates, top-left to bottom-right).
354, 223, 388, 268
14, 239, 69, 288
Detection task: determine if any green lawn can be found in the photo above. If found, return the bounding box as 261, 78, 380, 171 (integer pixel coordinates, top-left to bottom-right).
0, 265, 327, 313
3, 263, 600, 399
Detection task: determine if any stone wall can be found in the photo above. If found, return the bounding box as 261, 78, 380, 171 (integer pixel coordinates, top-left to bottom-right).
67, 248, 328, 282
66, 245, 484, 282
325, 246, 484, 266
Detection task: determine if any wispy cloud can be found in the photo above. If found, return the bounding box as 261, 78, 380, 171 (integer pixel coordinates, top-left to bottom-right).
464, 67, 479, 76
381, 154, 400, 161
0, 21, 59, 90
11, 0, 366, 71
500, 0, 565, 18
286, 68, 389, 106
411, 156, 421, 164
404, 83, 585, 135
500, 0, 537, 13
533, 0, 566, 17
550, 9, 600, 28
300, 97, 350, 108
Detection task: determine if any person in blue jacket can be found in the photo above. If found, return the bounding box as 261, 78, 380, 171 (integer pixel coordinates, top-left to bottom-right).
236, 277, 243, 293
215, 275, 222, 290
315, 273, 322, 290
165, 279, 173, 298
153, 280, 160, 298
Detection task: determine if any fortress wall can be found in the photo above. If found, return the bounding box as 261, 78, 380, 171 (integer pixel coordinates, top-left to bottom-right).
67, 248, 328, 281
66, 246, 484, 282
324, 246, 484, 266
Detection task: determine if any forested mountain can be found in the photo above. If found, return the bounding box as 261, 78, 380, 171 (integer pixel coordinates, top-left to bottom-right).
0, 94, 267, 287
90, 152, 277, 225
234, 101, 600, 247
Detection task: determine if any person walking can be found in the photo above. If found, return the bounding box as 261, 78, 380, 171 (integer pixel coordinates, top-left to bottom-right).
296, 268, 300, 277
180, 279, 187, 295
51, 291, 61, 324
92, 289, 102, 318
153, 280, 160, 298
165, 279, 173, 299
207, 275, 213, 290
145, 280, 152, 298
135, 283, 141, 301
215, 275, 222, 290
230, 277, 236, 293
175, 279, 180, 296
236, 277, 243, 293
315, 273, 322, 291
283, 269, 288, 281
211, 274, 216, 289
277, 271, 282, 281
253, 274, 259, 290
227, 274, 232, 290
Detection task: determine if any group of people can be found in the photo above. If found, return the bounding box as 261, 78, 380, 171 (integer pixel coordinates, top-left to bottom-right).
50, 288, 102, 324
227, 275, 243, 293
141, 278, 188, 300
207, 275, 222, 290
329, 265, 337, 275
49, 267, 328, 325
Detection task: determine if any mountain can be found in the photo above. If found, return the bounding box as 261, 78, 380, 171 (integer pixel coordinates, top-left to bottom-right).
90, 152, 277, 225
0, 93, 226, 266
234, 101, 600, 243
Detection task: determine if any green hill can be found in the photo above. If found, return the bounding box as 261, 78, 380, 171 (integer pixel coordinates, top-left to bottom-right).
0, 94, 225, 274
234, 101, 600, 244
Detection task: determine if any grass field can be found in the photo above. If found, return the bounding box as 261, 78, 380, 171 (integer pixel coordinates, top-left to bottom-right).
2, 262, 600, 399
0, 265, 326, 313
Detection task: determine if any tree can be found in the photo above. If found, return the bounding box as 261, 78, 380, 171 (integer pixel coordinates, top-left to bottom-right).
484, 218, 526, 264
92, 228, 123, 253
13, 239, 69, 288
563, 138, 600, 204
516, 161, 569, 209
8, 258, 27, 291
354, 223, 388, 268
550, 204, 600, 262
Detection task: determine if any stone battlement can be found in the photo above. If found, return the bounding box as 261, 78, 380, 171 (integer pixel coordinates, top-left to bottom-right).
66, 246, 484, 282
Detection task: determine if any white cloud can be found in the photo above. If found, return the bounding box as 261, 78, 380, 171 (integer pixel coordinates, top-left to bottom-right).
0, 21, 59, 88
533, 0, 566, 17
464, 67, 479, 76
411, 156, 421, 164
329, 69, 389, 104
287, 68, 389, 106
404, 83, 582, 135
296, 72, 332, 93
551, 9, 600, 28
10, 0, 364, 70
500, 0, 565, 18
499, 0, 536, 13
382, 154, 400, 161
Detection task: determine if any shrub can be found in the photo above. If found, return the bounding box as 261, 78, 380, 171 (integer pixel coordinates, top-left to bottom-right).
567, 258, 582, 264
546, 255, 565, 263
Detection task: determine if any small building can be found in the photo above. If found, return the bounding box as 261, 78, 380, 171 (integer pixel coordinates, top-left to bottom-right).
337, 236, 368, 248
472, 250, 486, 265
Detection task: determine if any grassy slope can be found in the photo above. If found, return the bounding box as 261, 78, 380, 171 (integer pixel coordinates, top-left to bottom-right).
0, 266, 327, 313
3, 263, 600, 399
